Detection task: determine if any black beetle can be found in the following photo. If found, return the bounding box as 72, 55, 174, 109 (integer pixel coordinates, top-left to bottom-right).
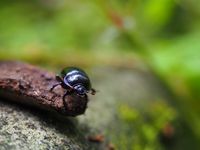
50, 67, 96, 103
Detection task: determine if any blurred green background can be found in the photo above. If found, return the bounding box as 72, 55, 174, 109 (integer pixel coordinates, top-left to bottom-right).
0, 0, 200, 149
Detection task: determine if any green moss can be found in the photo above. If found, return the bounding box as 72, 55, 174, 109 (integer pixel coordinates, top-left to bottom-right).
107, 101, 177, 150
118, 105, 139, 123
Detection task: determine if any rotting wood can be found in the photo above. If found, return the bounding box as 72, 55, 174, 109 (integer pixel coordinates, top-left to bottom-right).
0, 61, 88, 117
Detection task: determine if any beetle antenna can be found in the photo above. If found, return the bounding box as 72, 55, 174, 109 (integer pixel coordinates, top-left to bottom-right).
90, 88, 98, 95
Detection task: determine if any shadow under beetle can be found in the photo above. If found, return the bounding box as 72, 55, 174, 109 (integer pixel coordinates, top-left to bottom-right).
50, 67, 96, 104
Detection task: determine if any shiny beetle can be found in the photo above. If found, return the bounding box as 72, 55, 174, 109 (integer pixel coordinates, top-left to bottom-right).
50, 67, 96, 102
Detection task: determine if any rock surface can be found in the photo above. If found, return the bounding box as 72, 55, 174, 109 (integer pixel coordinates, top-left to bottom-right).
0, 101, 90, 150
0, 62, 169, 150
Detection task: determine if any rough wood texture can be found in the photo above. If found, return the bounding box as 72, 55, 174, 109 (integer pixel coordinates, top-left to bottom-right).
0, 61, 88, 117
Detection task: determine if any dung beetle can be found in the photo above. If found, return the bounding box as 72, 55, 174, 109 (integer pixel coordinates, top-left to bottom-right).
50, 67, 96, 103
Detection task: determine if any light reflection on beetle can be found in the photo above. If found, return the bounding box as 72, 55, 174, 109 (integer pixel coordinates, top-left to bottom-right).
50, 67, 96, 104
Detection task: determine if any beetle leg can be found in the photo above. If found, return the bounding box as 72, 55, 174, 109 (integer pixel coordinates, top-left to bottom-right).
50, 75, 64, 91
56, 75, 63, 82
50, 82, 62, 91
63, 92, 67, 103
63, 90, 73, 108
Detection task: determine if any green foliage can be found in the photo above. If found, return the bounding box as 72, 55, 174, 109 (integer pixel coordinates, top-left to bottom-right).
107, 101, 177, 150
150, 29, 200, 139
0, 0, 199, 57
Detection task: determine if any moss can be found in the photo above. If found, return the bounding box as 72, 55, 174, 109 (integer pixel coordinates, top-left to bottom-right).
118, 105, 139, 123
107, 101, 177, 150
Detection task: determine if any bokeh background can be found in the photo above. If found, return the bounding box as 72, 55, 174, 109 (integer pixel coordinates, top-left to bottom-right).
0, 0, 200, 149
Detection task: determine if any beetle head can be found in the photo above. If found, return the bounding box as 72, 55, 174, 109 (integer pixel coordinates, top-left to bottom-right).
73, 84, 87, 96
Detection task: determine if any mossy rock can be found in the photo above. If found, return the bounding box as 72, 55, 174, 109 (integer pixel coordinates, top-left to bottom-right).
0, 66, 174, 150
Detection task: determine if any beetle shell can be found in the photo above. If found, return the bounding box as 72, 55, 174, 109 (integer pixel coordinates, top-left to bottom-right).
60, 67, 92, 91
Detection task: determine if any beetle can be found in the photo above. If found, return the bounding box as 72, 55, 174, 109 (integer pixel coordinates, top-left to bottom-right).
50, 67, 96, 103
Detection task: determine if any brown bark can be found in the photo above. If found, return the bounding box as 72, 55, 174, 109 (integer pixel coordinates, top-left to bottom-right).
0, 61, 88, 117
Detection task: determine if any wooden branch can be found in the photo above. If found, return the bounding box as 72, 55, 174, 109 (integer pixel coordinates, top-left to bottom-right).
0, 61, 88, 117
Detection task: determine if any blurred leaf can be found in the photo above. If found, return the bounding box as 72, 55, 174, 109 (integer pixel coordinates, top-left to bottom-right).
150, 29, 200, 139
139, 0, 176, 33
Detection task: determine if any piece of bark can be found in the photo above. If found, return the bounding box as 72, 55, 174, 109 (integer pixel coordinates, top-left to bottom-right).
0, 61, 88, 117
